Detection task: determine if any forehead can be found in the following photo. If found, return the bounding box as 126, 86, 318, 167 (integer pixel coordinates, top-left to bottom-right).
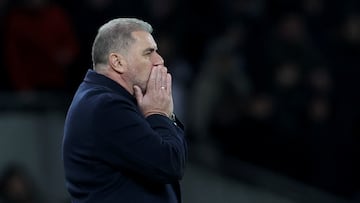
131, 31, 157, 48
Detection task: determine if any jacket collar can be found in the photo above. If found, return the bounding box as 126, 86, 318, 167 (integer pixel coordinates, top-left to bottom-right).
83, 69, 136, 103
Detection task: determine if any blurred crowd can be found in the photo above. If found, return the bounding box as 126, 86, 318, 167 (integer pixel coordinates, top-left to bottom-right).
0, 0, 360, 202
0, 163, 42, 203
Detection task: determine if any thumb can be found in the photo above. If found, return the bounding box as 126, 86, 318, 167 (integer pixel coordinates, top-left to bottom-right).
133, 85, 143, 104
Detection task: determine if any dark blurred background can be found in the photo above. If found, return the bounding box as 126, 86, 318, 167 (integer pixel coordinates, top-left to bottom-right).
0, 0, 359, 202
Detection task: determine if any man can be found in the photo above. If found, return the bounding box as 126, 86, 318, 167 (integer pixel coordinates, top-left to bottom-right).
62, 18, 188, 203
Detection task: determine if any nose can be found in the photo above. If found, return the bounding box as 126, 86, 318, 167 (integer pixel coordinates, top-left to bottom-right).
153, 52, 164, 66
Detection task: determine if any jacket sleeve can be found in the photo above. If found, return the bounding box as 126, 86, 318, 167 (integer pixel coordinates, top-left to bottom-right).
93, 97, 188, 183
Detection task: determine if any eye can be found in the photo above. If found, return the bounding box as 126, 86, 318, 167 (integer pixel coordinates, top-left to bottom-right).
143, 48, 156, 56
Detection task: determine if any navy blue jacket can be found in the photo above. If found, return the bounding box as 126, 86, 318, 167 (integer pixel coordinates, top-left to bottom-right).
62, 69, 188, 203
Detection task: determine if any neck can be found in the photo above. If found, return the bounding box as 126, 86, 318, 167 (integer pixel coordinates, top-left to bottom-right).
95, 66, 134, 95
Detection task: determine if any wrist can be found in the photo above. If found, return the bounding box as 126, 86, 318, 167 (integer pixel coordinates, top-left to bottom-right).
144, 110, 169, 118
144, 111, 175, 121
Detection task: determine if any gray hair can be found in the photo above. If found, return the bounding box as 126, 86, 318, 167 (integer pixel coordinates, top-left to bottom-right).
91, 18, 153, 67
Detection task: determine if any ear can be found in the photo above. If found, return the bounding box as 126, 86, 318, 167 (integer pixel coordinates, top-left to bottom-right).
109, 53, 127, 73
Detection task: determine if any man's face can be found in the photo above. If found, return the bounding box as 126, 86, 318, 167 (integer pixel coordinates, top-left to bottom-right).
125, 31, 164, 93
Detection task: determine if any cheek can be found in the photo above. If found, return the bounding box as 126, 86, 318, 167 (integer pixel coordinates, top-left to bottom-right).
129, 57, 153, 83
139, 60, 152, 77
134, 63, 152, 85
142, 67, 152, 82
137, 67, 152, 91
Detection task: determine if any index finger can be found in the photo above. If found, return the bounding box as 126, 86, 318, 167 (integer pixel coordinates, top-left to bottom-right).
166, 73, 172, 95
